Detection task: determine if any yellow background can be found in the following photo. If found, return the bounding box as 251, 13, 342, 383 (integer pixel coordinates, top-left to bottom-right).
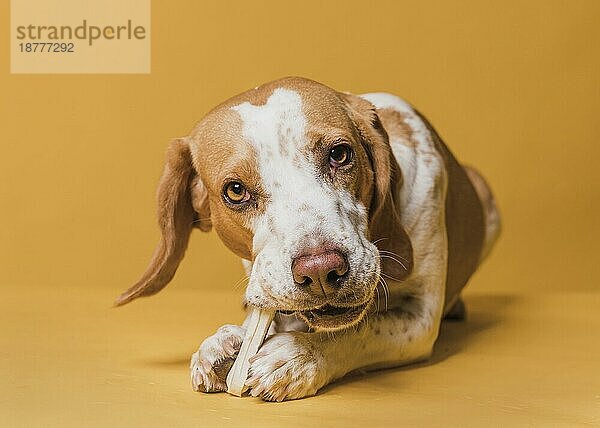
1, 1, 599, 426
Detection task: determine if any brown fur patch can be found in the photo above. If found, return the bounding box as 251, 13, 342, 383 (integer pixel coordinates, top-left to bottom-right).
377, 108, 416, 147
114, 138, 199, 306
190, 109, 262, 260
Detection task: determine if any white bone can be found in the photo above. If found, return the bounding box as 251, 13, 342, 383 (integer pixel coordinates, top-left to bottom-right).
226, 307, 275, 396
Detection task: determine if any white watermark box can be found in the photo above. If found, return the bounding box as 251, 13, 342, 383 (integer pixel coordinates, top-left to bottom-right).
11, 0, 151, 73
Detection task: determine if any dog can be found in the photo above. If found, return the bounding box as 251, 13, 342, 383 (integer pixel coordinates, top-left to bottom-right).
116, 77, 500, 401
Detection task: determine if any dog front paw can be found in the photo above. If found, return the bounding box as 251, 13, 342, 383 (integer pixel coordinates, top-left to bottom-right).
190, 324, 245, 392
246, 332, 328, 401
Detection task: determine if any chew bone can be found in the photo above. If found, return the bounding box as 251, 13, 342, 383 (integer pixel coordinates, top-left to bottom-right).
226, 307, 275, 396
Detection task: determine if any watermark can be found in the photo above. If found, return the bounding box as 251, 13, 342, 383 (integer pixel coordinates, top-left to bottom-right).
11, 0, 150, 74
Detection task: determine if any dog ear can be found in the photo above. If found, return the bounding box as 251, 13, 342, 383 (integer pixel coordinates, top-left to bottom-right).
342, 93, 414, 281
114, 137, 211, 306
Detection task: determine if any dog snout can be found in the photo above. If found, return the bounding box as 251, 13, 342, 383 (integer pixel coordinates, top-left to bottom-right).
291, 249, 349, 297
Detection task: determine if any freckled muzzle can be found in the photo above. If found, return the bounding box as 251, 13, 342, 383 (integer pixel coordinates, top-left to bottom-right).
247, 222, 382, 330
283, 247, 374, 330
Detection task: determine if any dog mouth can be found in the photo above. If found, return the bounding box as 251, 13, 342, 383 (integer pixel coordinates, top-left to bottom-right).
279, 300, 371, 331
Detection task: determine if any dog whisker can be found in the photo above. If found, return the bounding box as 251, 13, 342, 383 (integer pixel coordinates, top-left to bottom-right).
373, 237, 409, 264
381, 277, 389, 312
378, 250, 410, 263
371, 237, 389, 246
381, 272, 404, 282
376, 275, 389, 313
232, 275, 250, 291
192, 216, 212, 224
379, 254, 408, 272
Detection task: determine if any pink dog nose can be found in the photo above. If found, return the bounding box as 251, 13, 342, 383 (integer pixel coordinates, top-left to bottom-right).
292, 249, 349, 297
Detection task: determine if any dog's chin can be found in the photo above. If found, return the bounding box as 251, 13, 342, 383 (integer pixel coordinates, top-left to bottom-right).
294, 299, 372, 331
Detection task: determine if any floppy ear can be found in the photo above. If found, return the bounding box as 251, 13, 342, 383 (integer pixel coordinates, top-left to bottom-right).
114, 137, 211, 306
342, 94, 414, 281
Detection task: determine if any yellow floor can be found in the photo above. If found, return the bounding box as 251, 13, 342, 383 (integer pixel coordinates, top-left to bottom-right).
1, 284, 598, 427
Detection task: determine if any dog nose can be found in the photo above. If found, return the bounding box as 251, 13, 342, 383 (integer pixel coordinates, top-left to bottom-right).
292, 249, 348, 297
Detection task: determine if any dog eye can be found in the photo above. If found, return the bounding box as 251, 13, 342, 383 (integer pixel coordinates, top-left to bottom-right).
223, 181, 250, 204
329, 144, 353, 168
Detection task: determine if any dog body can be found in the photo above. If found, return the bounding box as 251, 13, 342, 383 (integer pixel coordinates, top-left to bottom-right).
116, 77, 500, 401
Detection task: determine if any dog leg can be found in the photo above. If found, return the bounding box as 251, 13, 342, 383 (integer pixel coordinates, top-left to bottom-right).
247, 293, 444, 401
190, 324, 245, 392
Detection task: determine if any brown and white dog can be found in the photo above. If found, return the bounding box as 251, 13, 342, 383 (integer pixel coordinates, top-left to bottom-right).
116, 77, 500, 401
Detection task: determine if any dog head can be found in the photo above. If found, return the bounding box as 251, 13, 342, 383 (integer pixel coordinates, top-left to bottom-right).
115, 77, 413, 331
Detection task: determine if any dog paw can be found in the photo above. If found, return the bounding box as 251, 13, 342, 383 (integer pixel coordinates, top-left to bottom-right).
246, 332, 328, 401
190, 324, 245, 392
